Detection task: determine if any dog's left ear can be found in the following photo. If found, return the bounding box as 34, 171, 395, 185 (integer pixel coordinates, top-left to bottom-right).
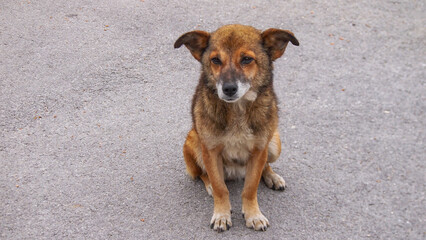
261, 28, 299, 61
174, 31, 210, 62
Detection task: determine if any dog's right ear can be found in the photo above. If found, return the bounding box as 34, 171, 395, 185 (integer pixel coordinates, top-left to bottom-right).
174, 31, 210, 62
262, 28, 299, 61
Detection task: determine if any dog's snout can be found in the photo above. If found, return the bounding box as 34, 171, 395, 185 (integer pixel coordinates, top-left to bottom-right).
222, 82, 238, 97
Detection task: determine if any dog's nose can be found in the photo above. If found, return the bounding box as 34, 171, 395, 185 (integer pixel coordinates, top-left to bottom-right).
222, 82, 238, 97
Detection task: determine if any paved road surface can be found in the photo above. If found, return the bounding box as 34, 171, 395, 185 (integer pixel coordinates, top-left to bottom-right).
1, 0, 424, 239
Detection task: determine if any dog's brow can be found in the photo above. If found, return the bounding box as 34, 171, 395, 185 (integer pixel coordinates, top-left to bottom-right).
239, 50, 256, 58
210, 51, 219, 57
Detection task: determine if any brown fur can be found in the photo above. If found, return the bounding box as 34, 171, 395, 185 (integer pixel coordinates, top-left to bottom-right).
175, 24, 298, 232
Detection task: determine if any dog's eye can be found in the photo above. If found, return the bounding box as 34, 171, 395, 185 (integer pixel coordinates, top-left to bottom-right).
241, 56, 254, 65
211, 57, 222, 65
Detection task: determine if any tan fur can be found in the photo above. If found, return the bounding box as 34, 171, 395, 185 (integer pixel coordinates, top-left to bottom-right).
175, 24, 298, 232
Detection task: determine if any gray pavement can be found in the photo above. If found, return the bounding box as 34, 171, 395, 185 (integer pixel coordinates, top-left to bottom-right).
1, 0, 425, 239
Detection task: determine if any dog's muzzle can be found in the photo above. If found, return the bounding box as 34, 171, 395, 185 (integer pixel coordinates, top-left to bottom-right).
217, 81, 250, 102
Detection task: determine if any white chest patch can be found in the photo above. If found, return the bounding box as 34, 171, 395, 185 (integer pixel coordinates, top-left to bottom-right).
221, 132, 255, 162
220, 129, 257, 180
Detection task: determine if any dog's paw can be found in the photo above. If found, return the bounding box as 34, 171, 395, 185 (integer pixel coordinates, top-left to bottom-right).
244, 212, 269, 231
205, 184, 213, 196
210, 212, 232, 232
263, 172, 286, 191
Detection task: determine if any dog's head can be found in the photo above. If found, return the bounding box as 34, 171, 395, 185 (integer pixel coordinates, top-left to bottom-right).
174, 25, 299, 103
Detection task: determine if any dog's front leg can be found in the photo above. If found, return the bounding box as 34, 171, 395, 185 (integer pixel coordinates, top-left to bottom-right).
201, 143, 232, 232
242, 147, 270, 231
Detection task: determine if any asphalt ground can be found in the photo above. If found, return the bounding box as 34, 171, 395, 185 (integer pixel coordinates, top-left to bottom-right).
1, 0, 425, 239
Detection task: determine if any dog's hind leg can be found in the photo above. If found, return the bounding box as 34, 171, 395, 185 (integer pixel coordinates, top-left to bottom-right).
183, 129, 203, 178
183, 129, 213, 195
267, 130, 281, 163
263, 130, 286, 190
262, 164, 286, 191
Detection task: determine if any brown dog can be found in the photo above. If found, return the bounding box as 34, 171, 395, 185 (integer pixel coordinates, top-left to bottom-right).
174, 24, 298, 232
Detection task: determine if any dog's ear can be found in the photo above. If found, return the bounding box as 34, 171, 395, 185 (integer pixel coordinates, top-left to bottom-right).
174, 31, 210, 62
261, 28, 299, 61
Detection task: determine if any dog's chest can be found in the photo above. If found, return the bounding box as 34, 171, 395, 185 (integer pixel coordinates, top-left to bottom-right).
220, 119, 258, 179
201, 103, 268, 179
221, 129, 255, 162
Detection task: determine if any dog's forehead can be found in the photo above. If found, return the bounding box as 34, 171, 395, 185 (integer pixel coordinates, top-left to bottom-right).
210, 25, 262, 50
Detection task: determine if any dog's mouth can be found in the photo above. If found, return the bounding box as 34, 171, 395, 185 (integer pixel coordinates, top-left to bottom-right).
221, 96, 239, 103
